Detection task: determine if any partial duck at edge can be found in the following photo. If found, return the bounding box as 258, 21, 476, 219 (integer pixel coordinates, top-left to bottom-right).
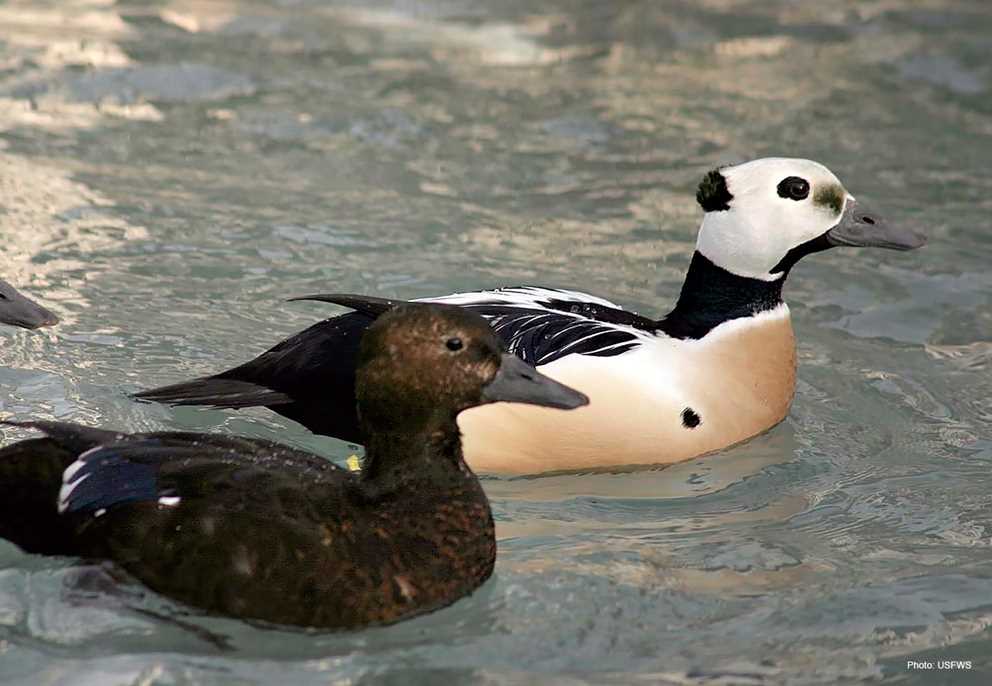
0, 279, 58, 329
137, 158, 926, 474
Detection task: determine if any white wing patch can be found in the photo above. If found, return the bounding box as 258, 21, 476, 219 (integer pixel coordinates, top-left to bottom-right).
57, 472, 89, 514
58, 445, 104, 514
421, 286, 624, 310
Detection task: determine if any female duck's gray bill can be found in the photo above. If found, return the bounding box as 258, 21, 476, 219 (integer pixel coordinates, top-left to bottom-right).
826, 199, 927, 251
482, 353, 589, 410
0, 280, 59, 329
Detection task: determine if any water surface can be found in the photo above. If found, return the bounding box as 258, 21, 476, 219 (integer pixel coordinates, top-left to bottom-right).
1, 1, 990, 684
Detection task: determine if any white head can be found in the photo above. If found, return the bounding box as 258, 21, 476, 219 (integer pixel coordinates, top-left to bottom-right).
693, 157, 925, 281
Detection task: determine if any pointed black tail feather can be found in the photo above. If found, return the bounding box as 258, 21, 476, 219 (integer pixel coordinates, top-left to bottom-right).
133, 377, 293, 409
286, 293, 404, 317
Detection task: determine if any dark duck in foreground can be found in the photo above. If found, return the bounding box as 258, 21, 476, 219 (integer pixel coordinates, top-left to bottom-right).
137, 158, 926, 474
0, 304, 587, 629
0, 279, 58, 329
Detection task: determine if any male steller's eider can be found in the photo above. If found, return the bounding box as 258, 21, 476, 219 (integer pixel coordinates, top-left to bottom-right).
0, 304, 587, 628
137, 158, 926, 474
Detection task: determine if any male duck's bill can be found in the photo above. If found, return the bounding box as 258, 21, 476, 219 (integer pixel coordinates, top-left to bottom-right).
826, 198, 927, 251
0, 279, 58, 329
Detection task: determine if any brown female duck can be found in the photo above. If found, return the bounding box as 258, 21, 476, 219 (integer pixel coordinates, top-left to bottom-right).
0, 304, 586, 628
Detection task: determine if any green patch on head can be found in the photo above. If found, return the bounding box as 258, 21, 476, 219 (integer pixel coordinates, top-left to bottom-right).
813, 184, 844, 214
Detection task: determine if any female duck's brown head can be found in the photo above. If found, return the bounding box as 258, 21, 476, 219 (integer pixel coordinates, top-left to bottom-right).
355, 303, 588, 435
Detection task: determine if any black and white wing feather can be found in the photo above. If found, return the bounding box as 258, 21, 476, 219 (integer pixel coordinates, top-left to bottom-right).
425, 287, 659, 365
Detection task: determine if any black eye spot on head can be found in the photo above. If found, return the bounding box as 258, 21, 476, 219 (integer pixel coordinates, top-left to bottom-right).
681, 407, 701, 429
445, 337, 464, 352
696, 169, 733, 212
777, 176, 810, 201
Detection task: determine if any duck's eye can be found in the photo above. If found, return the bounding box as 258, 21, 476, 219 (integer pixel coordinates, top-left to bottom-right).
777, 176, 810, 201
445, 337, 464, 352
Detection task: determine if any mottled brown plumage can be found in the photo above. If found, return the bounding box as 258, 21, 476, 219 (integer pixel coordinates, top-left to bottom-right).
0, 304, 586, 628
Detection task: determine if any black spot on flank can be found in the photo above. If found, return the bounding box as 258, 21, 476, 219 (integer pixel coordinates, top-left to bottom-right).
681, 408, 701, 429
696, 169, 733, 212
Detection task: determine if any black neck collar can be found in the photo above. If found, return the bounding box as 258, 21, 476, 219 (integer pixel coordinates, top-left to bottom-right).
656, 251, 786, 340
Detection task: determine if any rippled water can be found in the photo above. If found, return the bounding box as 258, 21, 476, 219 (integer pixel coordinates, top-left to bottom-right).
0, 1, 990, 683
